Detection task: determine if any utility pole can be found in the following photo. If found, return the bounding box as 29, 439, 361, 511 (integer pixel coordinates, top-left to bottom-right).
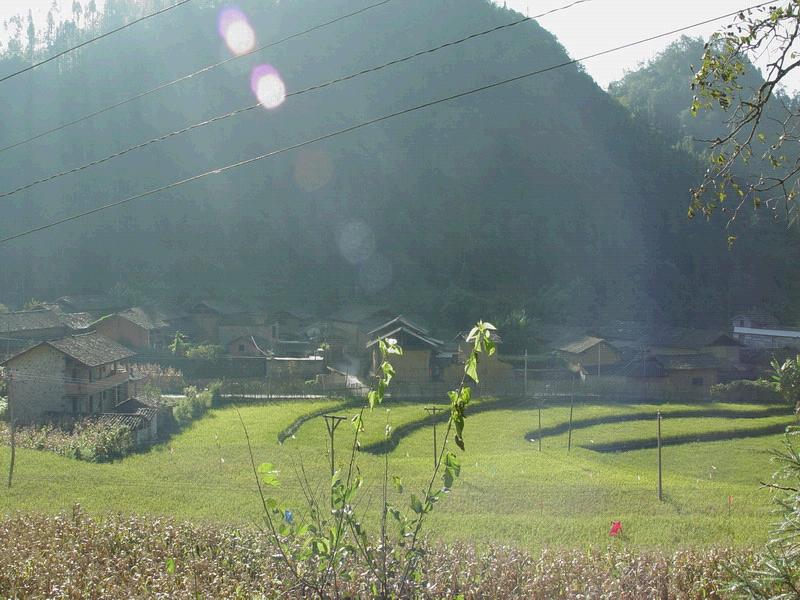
6, 371, 14, 489
424, 406, 444, 468
524, 349, 528, 397
537, 396, 542, 452
597, 343, 600, 377
322, 414, 346, 479
657, 411, 663, 501
567, 376, 575, 453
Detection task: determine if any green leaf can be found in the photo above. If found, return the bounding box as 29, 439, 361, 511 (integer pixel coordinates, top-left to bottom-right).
465, 352, 479, 383
258, 463, 280, 487
351, 413, 364, 432
410, 494, 424, 514
165, 557, 176, 575
392, 475, 404, 494
368, 390, 381, 409
459, 386, 471, 406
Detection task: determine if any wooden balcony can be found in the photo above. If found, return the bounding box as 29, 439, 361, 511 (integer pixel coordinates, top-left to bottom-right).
64, 372, 129, 396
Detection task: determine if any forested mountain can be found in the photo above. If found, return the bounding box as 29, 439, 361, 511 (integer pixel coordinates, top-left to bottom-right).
0, 0, 797, 328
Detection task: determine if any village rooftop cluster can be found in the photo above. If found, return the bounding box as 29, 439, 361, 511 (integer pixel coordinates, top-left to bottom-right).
1, 295, 798, 444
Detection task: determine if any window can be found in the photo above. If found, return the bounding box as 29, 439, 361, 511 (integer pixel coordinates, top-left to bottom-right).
239, 344, 245, 352
691, 377, 704, 386
71, 397, 79, 415
88, 396, 94, 413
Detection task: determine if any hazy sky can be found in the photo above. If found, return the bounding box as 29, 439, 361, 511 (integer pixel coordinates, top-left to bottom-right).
2, 0, 797, 91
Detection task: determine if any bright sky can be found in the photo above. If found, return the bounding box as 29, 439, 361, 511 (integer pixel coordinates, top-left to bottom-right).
500, 0, 800, 91
2, 0, 798, 91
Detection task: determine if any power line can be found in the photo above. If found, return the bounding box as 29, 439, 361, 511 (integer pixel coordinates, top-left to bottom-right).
0, 1, 773, 246
0, 0, 193, 85
0, 6, 578, 202
0, 0, 396, 155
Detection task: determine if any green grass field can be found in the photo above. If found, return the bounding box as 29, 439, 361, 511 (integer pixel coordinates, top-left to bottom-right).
0, 396, 793, 550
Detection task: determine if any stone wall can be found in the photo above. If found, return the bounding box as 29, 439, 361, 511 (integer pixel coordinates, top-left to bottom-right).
6, 345, 66, 422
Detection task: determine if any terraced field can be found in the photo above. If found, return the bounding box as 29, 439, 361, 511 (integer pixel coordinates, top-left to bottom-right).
0, 396, 793, 550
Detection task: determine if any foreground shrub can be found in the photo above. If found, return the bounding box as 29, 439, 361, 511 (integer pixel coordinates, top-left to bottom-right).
729, 427, 800, 598
710, 379, 780, 404
0, 508, 752, 599
0, 419, 135, 462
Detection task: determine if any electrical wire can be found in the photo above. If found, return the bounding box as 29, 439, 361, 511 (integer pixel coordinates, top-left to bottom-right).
0, 0, 193, 85
0, 1, 774, 246
0, 7, 570, 202
0, 0, 396, 155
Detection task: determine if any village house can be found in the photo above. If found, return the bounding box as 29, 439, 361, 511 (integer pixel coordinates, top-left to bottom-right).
367, 316, 444, 384
731, 310, 800, 349
606, 352, 722, 398
0, 309, 70, 358
186, 300, 263, 343
269, 308, 315, 340
327, 304, 395, 359
1, 332, 136, 423
53, 294, 124, 318
556, 336, 622, 374
225, 334, 272, 357
91, 306, 176, 351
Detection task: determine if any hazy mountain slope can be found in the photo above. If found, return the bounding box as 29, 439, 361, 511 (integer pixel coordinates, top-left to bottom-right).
0, 0, 791, 326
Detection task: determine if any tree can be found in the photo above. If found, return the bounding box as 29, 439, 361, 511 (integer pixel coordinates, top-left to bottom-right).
169, 332, 187, 357
690, 2, 800, 238
772, 354, 800, 414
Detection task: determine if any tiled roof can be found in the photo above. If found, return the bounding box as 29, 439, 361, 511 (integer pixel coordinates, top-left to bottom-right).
366, 326, 442, 350
55, 294, 119, 312
0, 309, 66, 334
57, 312, 95, 331
114, 397, 159, 420
115, 307, 170, 330
558, 336, 605, 354
368, 315, 432, 337
594, 321, 735, 350
190, 300, 252, 315
97, 413, 148, 430
47, 332, 136, 367
732, 309, 779, 328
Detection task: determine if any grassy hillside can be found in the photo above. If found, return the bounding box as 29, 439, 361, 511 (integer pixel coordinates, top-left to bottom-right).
0, 396, 792, 550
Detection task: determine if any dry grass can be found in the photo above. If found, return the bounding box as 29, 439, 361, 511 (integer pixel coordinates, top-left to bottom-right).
0, 507, 750, 599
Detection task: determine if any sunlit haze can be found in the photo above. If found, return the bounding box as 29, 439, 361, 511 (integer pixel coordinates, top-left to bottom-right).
4, 0, 799, 91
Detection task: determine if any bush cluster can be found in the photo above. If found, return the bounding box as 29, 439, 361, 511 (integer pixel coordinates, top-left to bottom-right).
709, 379, 781, 403
171, 384, 220, 428
0, 419, 135, 462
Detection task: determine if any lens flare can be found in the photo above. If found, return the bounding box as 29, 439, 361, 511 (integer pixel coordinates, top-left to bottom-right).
250, 64, 286, 109
218, 7, 256, 56
338, 221, 375, 265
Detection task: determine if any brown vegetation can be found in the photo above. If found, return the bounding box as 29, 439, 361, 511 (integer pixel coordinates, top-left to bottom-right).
0, 507, 750, 598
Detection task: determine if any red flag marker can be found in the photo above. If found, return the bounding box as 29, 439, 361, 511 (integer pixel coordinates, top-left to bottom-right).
609, 521, 622, 536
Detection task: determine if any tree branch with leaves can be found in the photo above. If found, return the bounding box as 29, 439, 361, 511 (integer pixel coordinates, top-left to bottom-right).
690, 1, 800, 240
